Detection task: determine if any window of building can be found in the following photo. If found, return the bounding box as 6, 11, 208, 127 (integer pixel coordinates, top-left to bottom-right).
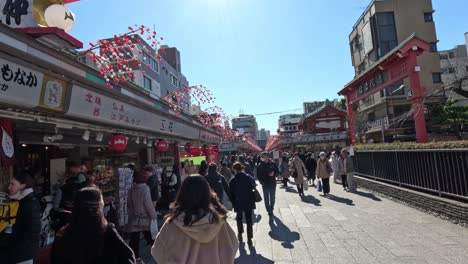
449, 52, 455, 59
447, 67, 456, 74
368, 112, 376, 122
424, 12, 433, 22
439, 54, 449, 60
430, 42, 438, 53
465, 65, 468, 72
170, 74, 178, 87
143, 76, 152, 91
432, 73, 442, 84
374, 12, 398, 58
150, 57, 159, 73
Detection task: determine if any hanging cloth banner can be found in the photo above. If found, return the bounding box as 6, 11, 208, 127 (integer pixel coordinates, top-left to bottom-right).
0, 119, 15, 165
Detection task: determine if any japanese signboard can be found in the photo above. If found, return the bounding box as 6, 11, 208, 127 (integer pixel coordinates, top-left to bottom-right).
39, 75, 67, 111
0, 0, 36, 28
66, 85, 201, 139
0, 57, 44, 108
199, 130, 222, 144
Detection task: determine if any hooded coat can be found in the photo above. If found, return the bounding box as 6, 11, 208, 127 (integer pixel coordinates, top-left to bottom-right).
126, 183, 157, 233
152, 214, 239, 264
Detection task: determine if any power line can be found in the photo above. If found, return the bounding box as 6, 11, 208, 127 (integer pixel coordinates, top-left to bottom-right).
252, 108, 303, 116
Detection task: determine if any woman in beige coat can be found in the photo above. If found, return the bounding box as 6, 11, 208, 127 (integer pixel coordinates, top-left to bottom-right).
290, 153, 307, 197
152, 175, 239, 264
316, 152, 333, 197
127, 172, 157, 263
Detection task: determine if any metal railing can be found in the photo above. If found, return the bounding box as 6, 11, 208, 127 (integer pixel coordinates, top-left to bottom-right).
354, 149, 468, 201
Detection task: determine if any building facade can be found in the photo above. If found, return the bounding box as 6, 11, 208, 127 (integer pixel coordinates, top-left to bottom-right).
278, 114, 302, 135
439, 33, 468, 101
348, 0, 442, 142
232, 115, 258, 139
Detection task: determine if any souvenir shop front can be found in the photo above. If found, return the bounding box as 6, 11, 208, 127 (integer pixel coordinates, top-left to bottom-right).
0, 24, 222, 246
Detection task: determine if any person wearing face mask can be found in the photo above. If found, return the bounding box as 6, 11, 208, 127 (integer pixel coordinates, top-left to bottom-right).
316, 152, 333, 197
3, 172, 41, 264
257, 152, 279, 217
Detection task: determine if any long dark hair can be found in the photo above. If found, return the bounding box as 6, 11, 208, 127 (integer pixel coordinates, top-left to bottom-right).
198, 160, 208, 176
207, 163, 218, 177
60, 187, 108, 263
166, 175, 226, 226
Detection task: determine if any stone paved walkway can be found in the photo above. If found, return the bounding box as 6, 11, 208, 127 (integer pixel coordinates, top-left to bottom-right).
143, 179, 468, 264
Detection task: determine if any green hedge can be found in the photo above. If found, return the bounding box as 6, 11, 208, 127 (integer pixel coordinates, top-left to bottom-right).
354, 141, 468, 151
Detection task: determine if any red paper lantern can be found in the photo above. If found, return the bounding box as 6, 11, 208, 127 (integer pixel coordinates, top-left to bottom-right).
156, 139, 169, 152
110, 135, 128, 151
184, 143, 193, 153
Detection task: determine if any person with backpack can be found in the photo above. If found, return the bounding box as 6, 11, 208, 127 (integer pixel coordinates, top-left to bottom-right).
205, 163, 232, 210
144, 167, 160, 208
51, 187, 135, 264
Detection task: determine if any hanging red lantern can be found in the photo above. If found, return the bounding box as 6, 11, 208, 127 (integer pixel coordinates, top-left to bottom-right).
156, 139, 169, 152
110, 135, 128, 151
184, 143, 194, 153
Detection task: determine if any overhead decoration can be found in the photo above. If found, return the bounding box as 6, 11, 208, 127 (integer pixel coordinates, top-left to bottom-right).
84, 24, 164, 89
184, 143, 194, 153
32, 0, 77, 32
0, 119, 15, 165
156, 139, 169, 152
109, 134, 128, 151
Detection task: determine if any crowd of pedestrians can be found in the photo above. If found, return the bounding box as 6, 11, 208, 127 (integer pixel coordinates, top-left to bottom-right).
0, 149, 355, 264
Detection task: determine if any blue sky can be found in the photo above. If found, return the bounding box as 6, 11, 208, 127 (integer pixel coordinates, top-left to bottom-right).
68, 0, 468, 134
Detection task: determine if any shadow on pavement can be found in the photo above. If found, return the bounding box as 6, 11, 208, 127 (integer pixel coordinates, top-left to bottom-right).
268, 216, 300, 249
284, 186, 298, 193
301, 195, 322, 206
352, 190, 382, 201
327, 194, 354, 206
235, 245, 274, 264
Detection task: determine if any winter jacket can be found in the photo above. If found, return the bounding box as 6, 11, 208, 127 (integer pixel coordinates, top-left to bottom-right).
290, 157, 307, 185
152, 214, 239, 264
205, 172, 231, 202
219, 166, 234, 182
305, 157, 317, 176
280, 159, 289, 179
146, 174, 160, 202
241, 161, 253, 176
229, 172, 256, 212
257, 160, 279, 187
344, 156, 355, 174
51, 223, 135, 264
316, 159, 332, 179
126, 184, 157, 233
5, 190, 41, 264
337, 157, 345, 175
329, 155, 340, 173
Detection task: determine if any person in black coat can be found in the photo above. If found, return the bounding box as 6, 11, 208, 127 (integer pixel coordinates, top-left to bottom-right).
229, 162, 256, 247
51, 187, 135, 264
4, 172, 41, 264
305, 152, 317, 187
205, 163, 231, 205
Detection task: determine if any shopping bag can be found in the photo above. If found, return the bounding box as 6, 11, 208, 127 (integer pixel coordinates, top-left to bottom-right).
304, 179, 309, 191
317, 180, 323, 193
254, 188, 262, 203
150, 219, 159, 238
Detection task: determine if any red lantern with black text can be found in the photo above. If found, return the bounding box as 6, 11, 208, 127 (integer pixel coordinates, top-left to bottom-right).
110, 135, 128, 151
156, 139, 169, 152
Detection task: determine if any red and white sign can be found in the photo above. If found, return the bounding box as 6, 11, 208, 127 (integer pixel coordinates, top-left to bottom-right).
110, 135, 128, 151
0, 119, 14, 165
156, 139, 169, 152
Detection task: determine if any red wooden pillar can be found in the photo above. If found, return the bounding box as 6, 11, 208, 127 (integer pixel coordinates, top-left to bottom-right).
408, 52, 428, 143
345, 94, 357, 145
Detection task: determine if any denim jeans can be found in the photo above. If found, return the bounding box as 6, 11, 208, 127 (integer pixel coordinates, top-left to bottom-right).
262, 185, 276, 214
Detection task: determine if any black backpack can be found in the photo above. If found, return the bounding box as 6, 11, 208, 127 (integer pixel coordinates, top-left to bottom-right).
205, 174, 224, 200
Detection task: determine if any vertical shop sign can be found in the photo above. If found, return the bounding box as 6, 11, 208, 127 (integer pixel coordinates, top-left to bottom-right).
0, 119, 14, 165
39, 75, 67, 111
